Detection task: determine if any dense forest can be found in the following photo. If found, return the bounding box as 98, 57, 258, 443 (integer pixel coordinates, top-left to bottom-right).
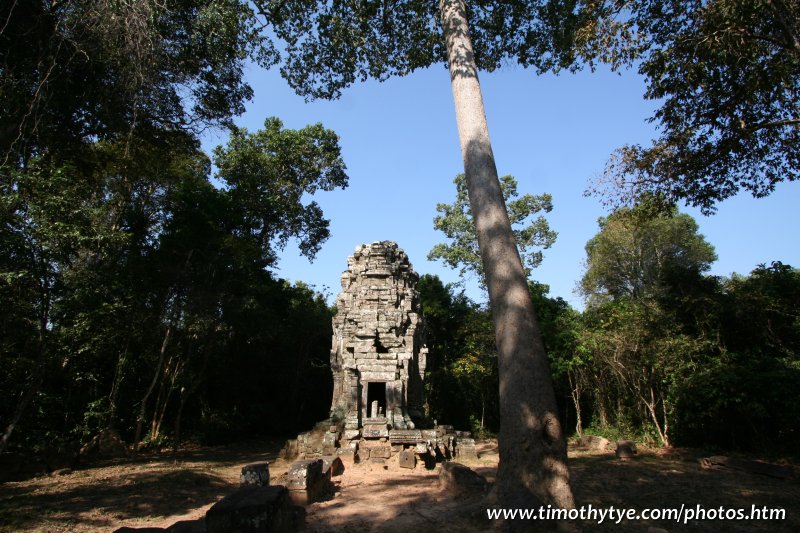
423, 203, 800, 453
2, 0, 798, 470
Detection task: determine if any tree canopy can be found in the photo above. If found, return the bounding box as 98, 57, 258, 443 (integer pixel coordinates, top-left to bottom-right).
587, 0, 800, 212
260, 0, 615, 100
580, 201, 717, 304
428, 173, 556, 284
1, 0, 277, 165
0, 116, 347, 452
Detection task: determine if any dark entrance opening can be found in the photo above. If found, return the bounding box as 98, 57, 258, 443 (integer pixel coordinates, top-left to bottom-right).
367, 382, 387, 417
375, 338, 389, 354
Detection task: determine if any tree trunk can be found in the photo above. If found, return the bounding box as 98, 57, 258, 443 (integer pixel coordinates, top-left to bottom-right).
643, 386, 670, 447
106, 338, 130, 430
133, 322, 173, 451
480, 392, 485, 431
568, 371, 583, 436
173, 341, 211, 451
173, 387, 189, 452
440, 0, 574, 510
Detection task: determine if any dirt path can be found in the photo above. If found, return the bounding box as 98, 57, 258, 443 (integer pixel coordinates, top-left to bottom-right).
1, 440, 798, 532
299, 441, 499, 533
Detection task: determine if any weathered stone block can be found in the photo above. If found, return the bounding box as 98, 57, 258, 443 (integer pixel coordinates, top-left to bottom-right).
456, 445, 479, 461
240, 462, 270, 486
398, 450, 416, 469
576, 435, 611, 451
439, 463, 488, 496
286, 459, 330, 506
361, 371, 399, 381
389, 429, 422, 443
286, 459, 323, 491
362, 424, 389, 438
369, 446, 392, 459
321, 455, 345, 477
206, 485, 290, 533
336, 447, 356, 464
616, 440, 638, 459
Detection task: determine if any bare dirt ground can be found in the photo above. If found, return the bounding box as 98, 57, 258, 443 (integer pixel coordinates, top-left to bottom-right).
1, 439, 798, 532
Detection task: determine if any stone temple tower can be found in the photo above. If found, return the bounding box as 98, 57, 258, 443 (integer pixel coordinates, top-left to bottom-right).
328, 241, 427, 432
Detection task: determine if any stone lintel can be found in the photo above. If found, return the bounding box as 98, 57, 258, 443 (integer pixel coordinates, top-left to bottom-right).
361, 371, 398, 381
362, 424, 390, 438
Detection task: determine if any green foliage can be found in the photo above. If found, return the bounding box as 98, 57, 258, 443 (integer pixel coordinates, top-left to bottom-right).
581, 201, 716, 304
1, 0, 277, 163
672, 262, 800, 450
0, 0, 351, 454
419, 275, 498, 431
573, 205, 800, 450
420, 275, 580, 435
587, 0, 800, 212
428, 174, 556, 284
213, 117, 348, 263
262, 0, 611, 100
0, 116, 345, 451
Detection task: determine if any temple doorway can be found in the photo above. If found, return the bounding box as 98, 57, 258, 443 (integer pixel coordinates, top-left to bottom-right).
367, 382, 387, 418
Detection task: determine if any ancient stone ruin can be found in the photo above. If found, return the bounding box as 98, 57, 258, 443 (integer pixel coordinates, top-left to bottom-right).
329, 240, 427, 433
193, 243, 481, 530
283, 241, 477, 467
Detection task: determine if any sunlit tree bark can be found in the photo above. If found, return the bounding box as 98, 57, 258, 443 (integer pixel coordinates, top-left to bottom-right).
440, 0, 574, 510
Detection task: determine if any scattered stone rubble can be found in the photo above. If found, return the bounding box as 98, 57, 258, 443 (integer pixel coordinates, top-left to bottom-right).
282, 241, 479, 469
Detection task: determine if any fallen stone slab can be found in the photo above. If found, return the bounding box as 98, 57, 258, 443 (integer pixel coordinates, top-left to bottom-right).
206, 485, 291, 533
165, 519, 205, 533
114, 520, 203, 533
286, 459, 324, 490
456, 438, 479, 461
575, 435, 612, 451
439, 462, 488, 496
389, 429, 422, 443
699, 456, 794, 479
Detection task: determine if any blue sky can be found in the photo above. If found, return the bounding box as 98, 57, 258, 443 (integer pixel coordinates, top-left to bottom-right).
203, 62, 800, 309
